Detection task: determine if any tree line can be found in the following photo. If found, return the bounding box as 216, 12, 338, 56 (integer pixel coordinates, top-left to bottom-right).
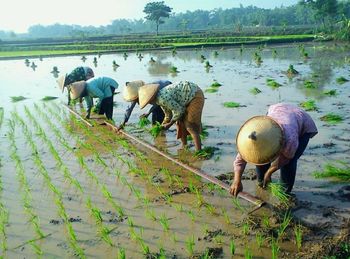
1, 0, 350, 40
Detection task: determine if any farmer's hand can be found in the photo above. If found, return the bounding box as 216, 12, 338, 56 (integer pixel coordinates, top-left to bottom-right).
230, 180, 243, 197
161, 122, 172, 130
263, 172, 272, 188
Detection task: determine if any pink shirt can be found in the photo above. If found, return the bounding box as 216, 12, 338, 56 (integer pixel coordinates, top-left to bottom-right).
233, 103, 318, 173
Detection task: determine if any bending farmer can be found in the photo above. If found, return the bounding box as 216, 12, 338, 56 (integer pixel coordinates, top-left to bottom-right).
138, 81, 205, 151
230, 103, 318, 196
69, 76, 118, 120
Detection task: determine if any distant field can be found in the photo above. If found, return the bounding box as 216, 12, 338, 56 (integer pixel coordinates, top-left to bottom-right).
0, 34, 321, 59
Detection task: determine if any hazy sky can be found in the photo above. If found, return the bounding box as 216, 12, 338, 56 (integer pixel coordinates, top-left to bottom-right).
1, 0, 299, 33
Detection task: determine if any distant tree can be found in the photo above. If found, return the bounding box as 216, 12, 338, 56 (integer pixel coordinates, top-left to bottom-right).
300, 0, 338, 29
143, 1, 172, 35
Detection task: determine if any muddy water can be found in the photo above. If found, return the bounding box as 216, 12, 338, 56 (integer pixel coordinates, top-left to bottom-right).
0, 42, 349, 258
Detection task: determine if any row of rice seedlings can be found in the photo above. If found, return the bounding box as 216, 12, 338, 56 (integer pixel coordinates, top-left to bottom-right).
313, 161, 350, 181
11, 112, 85, 258
85, 197, 113, 246
25, 106, 84, 193
7, 124, 45, 255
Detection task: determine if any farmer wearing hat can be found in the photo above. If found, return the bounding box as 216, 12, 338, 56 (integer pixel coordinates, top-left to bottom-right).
57, 66, 94, 105
69, 76, 118, 120
138, 81, 205, 151
230, 103, 318, 196
119, 80, 172, 129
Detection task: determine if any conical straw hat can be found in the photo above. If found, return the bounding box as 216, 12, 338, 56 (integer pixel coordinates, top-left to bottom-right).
69, 81, 86, 100
57, 74, 67, 93
236, 116, 284, 165
123, 80, 145, 102
138, 84, 160, 109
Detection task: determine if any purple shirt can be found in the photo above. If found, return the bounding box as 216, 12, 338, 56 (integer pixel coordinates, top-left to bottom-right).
234, 103, 318, 173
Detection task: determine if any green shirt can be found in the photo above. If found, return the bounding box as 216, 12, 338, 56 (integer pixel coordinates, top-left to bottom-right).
84, 77, 118, 111
155, 81, 199, 123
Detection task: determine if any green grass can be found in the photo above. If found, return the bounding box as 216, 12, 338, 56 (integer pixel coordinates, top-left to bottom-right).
10, 96, 27, 102
266, 78, 282, 89
336, 76, 349, 84
320, 113, 343, 124
299, 99, 318, 111
205, 88, 219, 93
149, 122, 162, 137
249, 87, 262, 95
41, 96, 58, 101
223, 102, 241, 108
313, 161, 350, 181
323, 89, 337, 96
303, 80, 317, 89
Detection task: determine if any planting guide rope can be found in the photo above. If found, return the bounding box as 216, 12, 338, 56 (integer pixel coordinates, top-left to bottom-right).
64, 105, 265, 212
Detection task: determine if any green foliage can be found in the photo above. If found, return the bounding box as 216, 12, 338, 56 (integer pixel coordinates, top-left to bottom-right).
223, 102, 241, 108
149, 122, 162, 137
10, 96, 27, 102
300, 99, 318, 111
266, 78, 282, 89
313, 161, 350, 181
143, 1, 172, 35
336, 76, 349, 84
320, 113, 343, 124
185, 235, 195, 256
230, 239, 235, 255
294, 224, 303, 251
249, 87, 261, 95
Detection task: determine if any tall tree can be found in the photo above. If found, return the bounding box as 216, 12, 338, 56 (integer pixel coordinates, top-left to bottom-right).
143, 1, 172, 35
300, 0, 338, 28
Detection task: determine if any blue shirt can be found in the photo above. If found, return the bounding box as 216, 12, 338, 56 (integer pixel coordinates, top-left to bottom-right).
84, 77, 118, 111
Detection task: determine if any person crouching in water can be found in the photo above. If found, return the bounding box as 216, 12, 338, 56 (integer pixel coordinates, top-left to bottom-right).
119, 80, 172, 129
69, 76, 118, 120
57, 66, 95, 105
230, 103, 318, 197
138, 81, 205, 151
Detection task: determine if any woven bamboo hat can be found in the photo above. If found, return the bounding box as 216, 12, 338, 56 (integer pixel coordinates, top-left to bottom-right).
123, 80, 145, 102
69, 81, 86, 100
138, 84, 160, 109
57, 74, 67, 93
236, 116, 284, 165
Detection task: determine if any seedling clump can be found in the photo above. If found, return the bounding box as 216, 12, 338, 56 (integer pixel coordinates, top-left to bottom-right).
149, 122, 162, 137
250, 87, 261, 95
194, 146, 216, 159
300, 99, 318, 111
303, 80, 317, 89
205, 88, 218, 93
11, 96, 27, 102
323, 89, 337, 96
223, 102, 241, 108
320, 113, 343, 124
266, 79, 282, 89
313, 161, 350, 181
336, 76, 349, 84
286, 64, 299, 76
41, 96, 58, 101
138, 117, 151, 128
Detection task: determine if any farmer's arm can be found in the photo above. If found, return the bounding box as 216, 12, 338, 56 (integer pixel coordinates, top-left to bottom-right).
121, 101, 137, 128
262, 154, 290, 187
230, 153, 247, 196
161, 100, 184, 129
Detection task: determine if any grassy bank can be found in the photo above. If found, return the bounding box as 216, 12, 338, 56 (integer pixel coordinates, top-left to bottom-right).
0, 34, 322, 59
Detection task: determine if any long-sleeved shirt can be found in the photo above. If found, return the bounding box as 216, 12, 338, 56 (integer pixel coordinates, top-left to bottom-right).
122, 80, 172, 124
155, 81, 199, 123
233, 103, 318, 174
84, 77, 118, 111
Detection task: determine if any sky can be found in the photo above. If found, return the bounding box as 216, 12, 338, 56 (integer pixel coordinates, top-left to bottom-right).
0, 0, 299, 33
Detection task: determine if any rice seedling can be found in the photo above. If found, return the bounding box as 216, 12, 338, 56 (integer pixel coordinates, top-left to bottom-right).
41, 96, 58, 101
336, 76, 349, 84
169, 66, 179, 73
268, 182, 290, 206
230, 239, 236, 255
244, 247, 252, 259
242, 222, 250, 235
149, 122, 162, 137
117, 248, 126, 259
232, 197, 245, 212
211, 81, 222, 88
138, 117, 151, 128
204, 61, 213, 69
249, 87, 262, 95
323, 89, 337, 96
172, 48, 177, 56
223, 101, 241, 108
187, 210, 196, 222
300, 99, 318, 111
313, 161, 350, 181
277, 210, 292, 240
139, 240, 150, 255
256, 232, 264, 247
262, 214, 270, 229
286, 64, 299, 76
171, 233, 178, 243
185, 235, 195, 256
213, 234, 223, 245
145, 208, 157, 221
194, 146, 216, 159
10, 96, 27, 102
173, 203, 184, 212
272, 49, 277, 58
221, 208, 231, 224
320, 113, 343, 124
205, 203, 216, 215
303, 80, 317, 89
128, 217, 135, 228
29, 241, 43, 256
204, 87, 218, 93
294, 224, 303, 251
266, 79, 282, 89
271, 237, 280, 259
159, 213, 170, 232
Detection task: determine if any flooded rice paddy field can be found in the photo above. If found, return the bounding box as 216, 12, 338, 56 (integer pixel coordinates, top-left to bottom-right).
0, 42, 349, 258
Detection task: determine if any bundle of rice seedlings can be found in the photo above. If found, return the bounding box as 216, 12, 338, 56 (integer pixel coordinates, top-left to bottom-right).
320, 113, 343, 124
313, 161, 350, 181
149, 122, 162, 137
223, 102, 241, 108
11, 96, 27, 102
138, 117, 151, 128
299, 99, 318, 111
268, 182, 290, 206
